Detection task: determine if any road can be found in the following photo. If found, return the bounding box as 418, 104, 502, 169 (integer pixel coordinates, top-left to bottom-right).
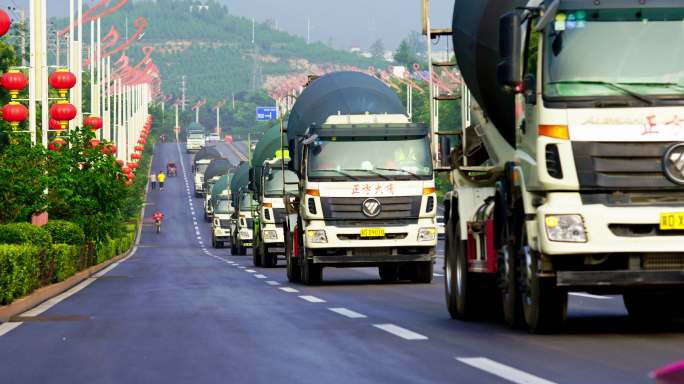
0, 141, 682, 384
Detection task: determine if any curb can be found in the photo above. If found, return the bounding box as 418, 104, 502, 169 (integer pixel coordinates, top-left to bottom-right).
0, 148, 154, 324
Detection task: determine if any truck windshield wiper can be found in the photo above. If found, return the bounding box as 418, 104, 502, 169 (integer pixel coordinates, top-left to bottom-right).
549, 80, 655, 105
313, 169, 359, 181
616, 82, 684, 94
374, 167, 422, 180
341, 169, 390, 181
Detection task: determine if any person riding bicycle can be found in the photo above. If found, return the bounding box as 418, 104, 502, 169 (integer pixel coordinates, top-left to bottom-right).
153, 211, 164, 233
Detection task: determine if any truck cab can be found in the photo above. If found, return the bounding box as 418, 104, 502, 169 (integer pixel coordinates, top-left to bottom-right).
230, 190, 256, 255
186, 127, 206, 153
290, 114, 437, 284
210, 174, 233, 248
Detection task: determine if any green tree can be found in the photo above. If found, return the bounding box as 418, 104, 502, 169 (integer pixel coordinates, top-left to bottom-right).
0, 138, 49, 223
369, 39, 385, 59
394, 40, 419, 67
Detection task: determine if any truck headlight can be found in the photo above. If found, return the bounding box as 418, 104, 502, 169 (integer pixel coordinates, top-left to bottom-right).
418, 227, 436, 242
307, 230, 328, 243
545, 215, 587, 242
263, 230, 278, 240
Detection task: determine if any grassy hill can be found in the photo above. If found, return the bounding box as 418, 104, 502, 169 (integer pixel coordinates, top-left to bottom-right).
91, 0, 384, 102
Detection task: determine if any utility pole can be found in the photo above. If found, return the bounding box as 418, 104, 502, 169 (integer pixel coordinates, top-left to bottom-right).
181, 75, 186, 112
306, 17, 310, 45
251, 17, 255, 45
18, 9, 26, 67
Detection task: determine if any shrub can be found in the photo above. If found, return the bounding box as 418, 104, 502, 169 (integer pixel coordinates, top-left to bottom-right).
0, 244, 41, 304
50, 244, 79, 282
43, 220, 85, 245
0, 223, 52, 246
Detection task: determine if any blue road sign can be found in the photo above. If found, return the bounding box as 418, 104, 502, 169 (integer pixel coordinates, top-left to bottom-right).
256, 106, 278, 121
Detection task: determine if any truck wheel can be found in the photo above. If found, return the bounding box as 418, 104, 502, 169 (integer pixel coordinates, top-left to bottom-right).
500, 243, 524, 328
253, 243, 262, 267
302, 259, 323, 285
411, 261, 433, 284
212, 237, 218, 249
520, 237, 567, 334
231, 239, 238, 255
195, 191, 201, 198
379, 265, 399, 282
263, 248, 276, 268
237, 241, 246, 256
445, 217, 481, 319
285, 227, 301, 283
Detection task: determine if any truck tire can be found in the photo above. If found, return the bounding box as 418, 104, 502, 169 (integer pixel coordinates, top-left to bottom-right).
237, 240, 246, 256
253, 243, 263, 267
231, 238, 238, 255
379, 265, 399, 282
285, 227, 301, 283
302, 259, 323, 285
445, 217, 482, 319
262, 248, 277, 268
411, 261, 433, 284
501, 199, 525, 328
212, 236, 219, 249
520, 233, 567, 334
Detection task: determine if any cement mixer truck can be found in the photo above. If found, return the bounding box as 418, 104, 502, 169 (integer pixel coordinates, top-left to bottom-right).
284, 72, 438, 285
443, 0, 684, 333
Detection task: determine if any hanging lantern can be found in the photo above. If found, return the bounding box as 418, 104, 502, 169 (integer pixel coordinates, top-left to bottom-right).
102, 144, 117, 155
0, 10, 10, 37
128, 162, 139, 170
138, 138, 146, 145
49, 68, 77, 99
83, 116, 103, 131
126, 172, 135, 180
90, 138, 101, 148
121, 165, 131, 174
131, 153, 141, 160
2, 101, 28, 129
116, 159, 124, 167
48, 138, 67, 152
1, 70, 28, 99
134, 145, 144, 152
48, 118, 63, 131
49, 100, 77, 129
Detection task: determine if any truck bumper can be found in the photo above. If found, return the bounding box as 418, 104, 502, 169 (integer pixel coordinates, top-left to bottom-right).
312, 253, 434, 265
557, 270, 684, 288
536, 193, 684, 255
303, 221, 437, 250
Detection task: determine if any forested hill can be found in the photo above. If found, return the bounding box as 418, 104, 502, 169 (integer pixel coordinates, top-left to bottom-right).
88, 0, 383, 102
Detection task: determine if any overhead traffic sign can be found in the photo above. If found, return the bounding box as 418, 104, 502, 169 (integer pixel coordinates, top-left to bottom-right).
256, 106, 278, 121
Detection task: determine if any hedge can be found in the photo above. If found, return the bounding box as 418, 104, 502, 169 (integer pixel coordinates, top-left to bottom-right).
43, 220, 85, 245
0, 223, 52, 246
0, 245, 41, 305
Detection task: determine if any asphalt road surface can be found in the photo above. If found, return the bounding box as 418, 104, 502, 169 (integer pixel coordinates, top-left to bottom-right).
1, 141, 683, 384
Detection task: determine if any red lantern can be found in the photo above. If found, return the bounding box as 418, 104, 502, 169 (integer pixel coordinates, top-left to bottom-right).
2, 101, 28, 129
0, 10, 10, 37
48, 118, 63, 130
90, 138, 101, 148
134, 145, 144, 152
48, 138, 67, 152
84, 116, 103, 131
128, 162, 139, 170
104, 144, 117, 155
131, 153, 141, 160
116, 159, 124, 167
1, 70, 28, 99
126, 172, 136, 180
49, 101, 77, 129
49, 69, 77, 98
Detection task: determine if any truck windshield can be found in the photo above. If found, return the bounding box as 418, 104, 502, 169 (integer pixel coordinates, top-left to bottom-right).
308, 136, 432, 181
265, 171, 299, 197
544, 8, 684, 101
188, 133, 204, 139
214, 199, 231, 213
196, 164, 209, 174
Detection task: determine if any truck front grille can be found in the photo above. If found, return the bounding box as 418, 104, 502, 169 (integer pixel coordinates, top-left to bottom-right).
572, 141, 683, 190
643, 254, 684, 271
321, 196, 421, 220
337, 233, 408, 241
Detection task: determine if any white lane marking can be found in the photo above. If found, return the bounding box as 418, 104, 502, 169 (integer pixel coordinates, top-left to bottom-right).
0, 322, 23, 336
299, 295, 326, 303
93, 262, 119, 278
329, 307, 367, 319
245, 269, 256, 273
456, 357, 557, 384
279, 287, 299, 293
254, 274, 267, 279
433, 273, 444, 277
238, 266, 246, 269
569, 292, 611, 300
372, 324, 428, 340
266, 281, 280, 286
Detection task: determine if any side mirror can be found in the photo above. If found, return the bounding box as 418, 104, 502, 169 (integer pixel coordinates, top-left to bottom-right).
523, 74, 537, 105
497, 12, 523, 88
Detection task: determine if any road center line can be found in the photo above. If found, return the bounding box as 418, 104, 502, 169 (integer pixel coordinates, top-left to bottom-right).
329, 307, 367, 319
279, 287, 299, 293
456, 357, 557, 384
245, 269, 256, 273
266, 281, 280, 286
299, 295, 326, 303
254, 274, 267, 279
372, 324, 428, 340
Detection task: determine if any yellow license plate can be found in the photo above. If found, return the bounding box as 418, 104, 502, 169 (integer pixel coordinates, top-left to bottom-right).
360, 228, 385, 237
660, 212, 684, 230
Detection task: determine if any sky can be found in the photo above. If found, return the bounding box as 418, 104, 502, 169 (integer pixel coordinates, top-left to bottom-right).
218, 0, 455, 50
0, 0, 455, 50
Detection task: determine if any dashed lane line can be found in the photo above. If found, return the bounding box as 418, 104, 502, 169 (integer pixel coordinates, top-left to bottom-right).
254, 274, 267, 279
279, 287, 299, 293
329, 307, 367, 319
266, 281, 280, 286
299, 295, 326, 303
456, 357, 557, 384
569, 292, 612, 300
245, 269, 256, 273
373, 324, 428, 341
